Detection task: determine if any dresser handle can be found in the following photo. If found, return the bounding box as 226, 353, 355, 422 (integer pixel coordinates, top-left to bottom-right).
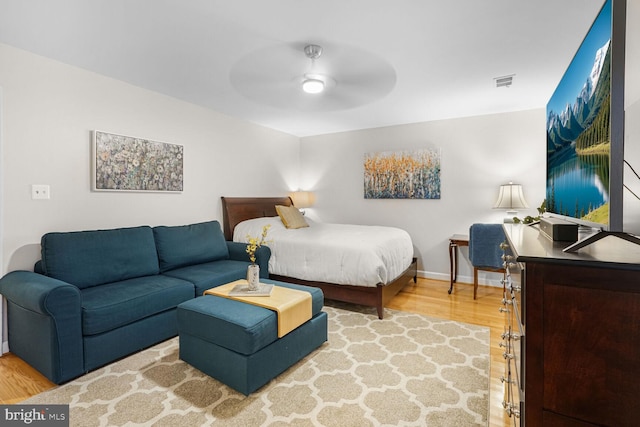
503, 352, 514, 360
500, 376, 513, 384
499, 242, 509, 250
505, 404, 521, 418
499, 307, 509, 313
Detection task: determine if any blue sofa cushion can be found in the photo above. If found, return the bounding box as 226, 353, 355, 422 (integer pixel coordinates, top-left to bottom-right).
81, 275, 194, 336
179, 296, 278, 355
41, 226, 159, 289
154, 221, 229, 273
162, 259, 252, 296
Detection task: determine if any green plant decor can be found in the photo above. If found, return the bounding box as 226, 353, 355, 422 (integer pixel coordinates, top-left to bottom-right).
513, 200, 546, 224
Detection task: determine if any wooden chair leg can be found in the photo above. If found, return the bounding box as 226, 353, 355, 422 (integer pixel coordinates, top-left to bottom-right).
473, 267, 478, 300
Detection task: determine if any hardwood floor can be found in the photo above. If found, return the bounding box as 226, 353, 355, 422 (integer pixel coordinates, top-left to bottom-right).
0, 349, 55, 404
0, 277, 512, 426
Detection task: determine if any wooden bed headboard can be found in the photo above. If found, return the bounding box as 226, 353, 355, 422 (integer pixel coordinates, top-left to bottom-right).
221, 196, 293, 240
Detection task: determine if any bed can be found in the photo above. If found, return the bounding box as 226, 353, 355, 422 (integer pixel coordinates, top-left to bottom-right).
221, 197, 417, 319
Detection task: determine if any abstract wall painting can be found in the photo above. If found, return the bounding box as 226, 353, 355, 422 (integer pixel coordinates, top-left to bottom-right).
93, 131, 183, 192
364, 148, 441, 199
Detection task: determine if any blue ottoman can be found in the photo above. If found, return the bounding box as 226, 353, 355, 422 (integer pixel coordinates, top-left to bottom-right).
176, 279, 328, 395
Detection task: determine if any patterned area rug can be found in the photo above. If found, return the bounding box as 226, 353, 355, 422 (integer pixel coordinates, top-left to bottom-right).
24, 304, 490, 426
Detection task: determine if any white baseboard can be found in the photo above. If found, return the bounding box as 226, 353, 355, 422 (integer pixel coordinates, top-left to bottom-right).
2, 340, 8, 355
417, 269, 503, 288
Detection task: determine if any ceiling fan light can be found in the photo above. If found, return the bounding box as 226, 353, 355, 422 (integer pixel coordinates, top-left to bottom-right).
302, 78, 324, 94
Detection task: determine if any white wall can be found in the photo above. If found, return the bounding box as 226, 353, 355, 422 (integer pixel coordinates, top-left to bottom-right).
623, 0, 640, 233
0, 43, 301, 350
1, 0, 638, 351
299, 110, 546, 283
0, 87, 4, 354
624, 98, 640, 233
0, 43, 300, 274
299, 1, 640, 283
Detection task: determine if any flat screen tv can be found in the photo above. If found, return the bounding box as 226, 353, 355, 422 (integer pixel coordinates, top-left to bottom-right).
545, 0, 626, 237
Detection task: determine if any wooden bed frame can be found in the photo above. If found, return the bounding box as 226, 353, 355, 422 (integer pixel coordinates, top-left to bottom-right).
221, 196, 418, 319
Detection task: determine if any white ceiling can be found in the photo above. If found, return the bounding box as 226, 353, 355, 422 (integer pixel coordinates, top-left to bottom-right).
0, 0, 607, 137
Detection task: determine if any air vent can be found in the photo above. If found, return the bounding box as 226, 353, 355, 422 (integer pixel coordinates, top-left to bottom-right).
494, 74, 515, 88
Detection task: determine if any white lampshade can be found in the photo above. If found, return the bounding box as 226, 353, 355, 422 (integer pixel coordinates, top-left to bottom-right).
493, 182, 528, 211
302, 78, 324, 94
290, 191, 315, 208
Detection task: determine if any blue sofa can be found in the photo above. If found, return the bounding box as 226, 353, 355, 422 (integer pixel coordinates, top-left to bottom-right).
0, 220, 270, 384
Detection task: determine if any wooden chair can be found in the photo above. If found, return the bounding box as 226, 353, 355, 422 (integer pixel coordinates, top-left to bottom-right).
469, 224, 506, 299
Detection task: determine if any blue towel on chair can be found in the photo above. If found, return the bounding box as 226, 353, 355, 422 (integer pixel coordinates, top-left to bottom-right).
469, 224, 505, 270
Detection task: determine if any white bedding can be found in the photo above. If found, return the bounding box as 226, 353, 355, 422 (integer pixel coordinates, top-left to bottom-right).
233, 217, 414, 287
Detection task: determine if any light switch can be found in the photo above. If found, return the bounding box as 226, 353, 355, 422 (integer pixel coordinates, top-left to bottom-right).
31, 184, 50, 200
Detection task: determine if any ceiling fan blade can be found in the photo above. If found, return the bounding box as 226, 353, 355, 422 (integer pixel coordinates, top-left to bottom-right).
229, 41, 396, 112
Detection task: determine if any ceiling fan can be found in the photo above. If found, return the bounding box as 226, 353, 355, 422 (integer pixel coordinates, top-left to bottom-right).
229, 42, 397, 112
301, 44, 329, 94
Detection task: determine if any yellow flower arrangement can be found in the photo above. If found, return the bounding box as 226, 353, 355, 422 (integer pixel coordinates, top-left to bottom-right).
246, 224, 271, 264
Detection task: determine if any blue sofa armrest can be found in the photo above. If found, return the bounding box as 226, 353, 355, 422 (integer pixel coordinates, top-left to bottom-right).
0, 271, 84, 384
226, 242, 271, 278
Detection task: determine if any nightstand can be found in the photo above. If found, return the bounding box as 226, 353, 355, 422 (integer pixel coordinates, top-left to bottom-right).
448, 234, 469, 294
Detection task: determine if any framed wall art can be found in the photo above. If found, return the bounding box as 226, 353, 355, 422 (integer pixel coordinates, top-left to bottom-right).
92, 131, 184, 192
364, 148, 441, 199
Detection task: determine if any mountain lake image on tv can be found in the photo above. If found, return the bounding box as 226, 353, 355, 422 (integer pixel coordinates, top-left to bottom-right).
546, 0, 612, 227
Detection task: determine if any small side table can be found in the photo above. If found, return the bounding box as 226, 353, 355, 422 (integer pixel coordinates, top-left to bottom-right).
448, 234, 469, 294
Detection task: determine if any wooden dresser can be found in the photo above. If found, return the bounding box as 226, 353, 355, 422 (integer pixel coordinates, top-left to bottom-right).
501, 223, 640, 427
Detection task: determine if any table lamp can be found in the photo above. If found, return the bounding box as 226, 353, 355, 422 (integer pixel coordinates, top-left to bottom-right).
493, 182, 528, 221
